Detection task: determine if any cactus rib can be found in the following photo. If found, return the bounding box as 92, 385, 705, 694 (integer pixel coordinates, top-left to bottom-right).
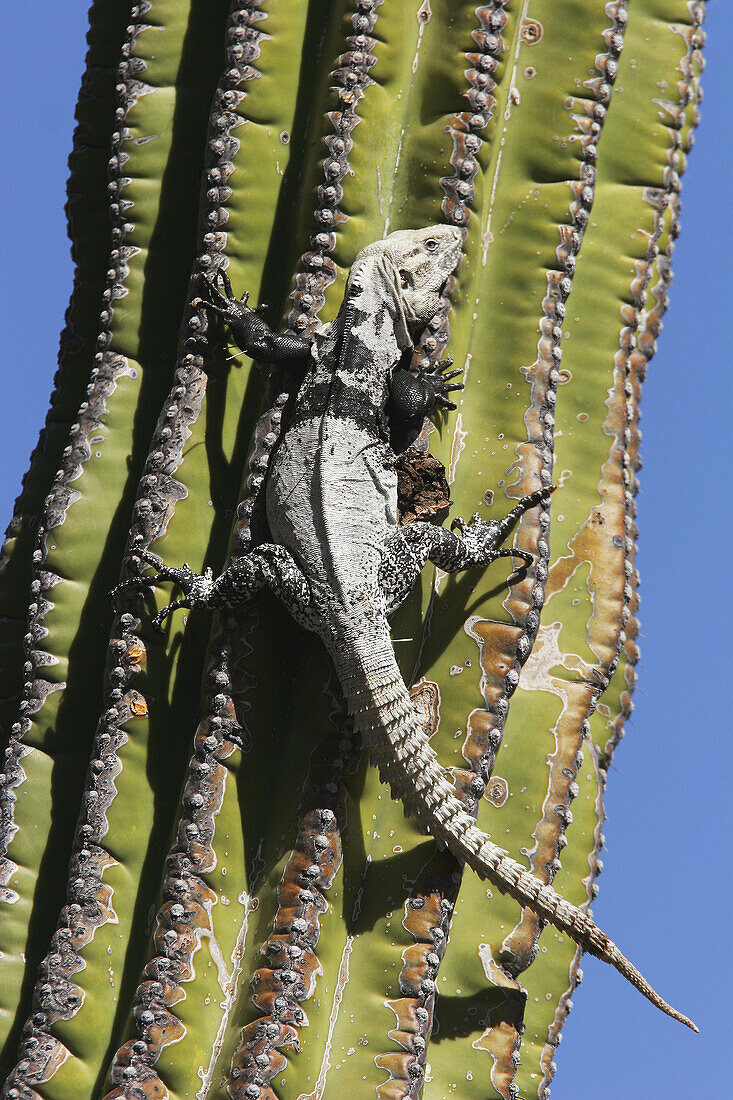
370, 9, 513, 1089
0, 1, 708, 1095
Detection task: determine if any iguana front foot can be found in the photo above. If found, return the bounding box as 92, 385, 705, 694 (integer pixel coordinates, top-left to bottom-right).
192, 270, 311, 365
447, 486, 553, 569
380, 488, 552, 616
417, 355, 464, 410
191, 271, 260, 344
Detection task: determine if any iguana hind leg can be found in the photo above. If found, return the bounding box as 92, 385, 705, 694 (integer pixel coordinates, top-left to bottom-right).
379, 487, 551, 617
113, 545, 313, 631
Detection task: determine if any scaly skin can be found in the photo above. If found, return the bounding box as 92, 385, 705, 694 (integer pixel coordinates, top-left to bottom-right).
117, 227, 696, 1031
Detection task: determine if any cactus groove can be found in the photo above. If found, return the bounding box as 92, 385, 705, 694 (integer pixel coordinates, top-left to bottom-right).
0, 1, 704, 1099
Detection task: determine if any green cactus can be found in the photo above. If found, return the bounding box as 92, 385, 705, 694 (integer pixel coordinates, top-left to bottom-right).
0, 1, 704, 1098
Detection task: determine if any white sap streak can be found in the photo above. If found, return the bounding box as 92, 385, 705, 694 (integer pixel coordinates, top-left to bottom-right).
382, 128, 405, 237
519, 621, 569, 701
199, 922, 231, 994
521, 619, 590, 694
447, 412, 467, 485
351, 854, 372, 923
249, 836, 265, 888
394, 129, 405, 175
296, 862, 371, 1097
482, 0, 530, 265
505, 0, 530, 123
408, 581, 436, 686
296, 936, 355, 1100
384, 2, 431, 235
462, 350, 472, 387
481, 147, 502, 265
412, 1, 432, 73
196, 891, 253, 1100
433, 409, 468, 590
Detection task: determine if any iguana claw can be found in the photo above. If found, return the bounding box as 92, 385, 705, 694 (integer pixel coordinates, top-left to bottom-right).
414, 354, 465, 413
191, 271, 254, 331
110, 550, 214, 632
449, 492, 555, 570
191, 271, 311, 365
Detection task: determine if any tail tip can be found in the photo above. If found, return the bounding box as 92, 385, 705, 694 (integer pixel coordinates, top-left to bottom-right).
662, 1003, 698, 1032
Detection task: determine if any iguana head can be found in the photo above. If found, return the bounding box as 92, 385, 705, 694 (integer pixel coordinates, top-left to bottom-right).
349, 226, 463, 335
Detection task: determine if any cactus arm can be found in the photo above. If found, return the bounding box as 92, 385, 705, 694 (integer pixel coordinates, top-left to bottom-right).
0, 1, 254, 1094
0, 0, 232, 1078
0, 0, 133, 770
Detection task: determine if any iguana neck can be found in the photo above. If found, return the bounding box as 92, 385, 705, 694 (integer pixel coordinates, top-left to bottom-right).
338, 248, 413, 371
301, 252, 414, 427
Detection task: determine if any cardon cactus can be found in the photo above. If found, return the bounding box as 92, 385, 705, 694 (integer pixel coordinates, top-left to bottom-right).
0, 2, 704, 1098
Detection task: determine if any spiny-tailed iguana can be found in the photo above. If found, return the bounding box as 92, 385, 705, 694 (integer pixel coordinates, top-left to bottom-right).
119, 226, 695, 1031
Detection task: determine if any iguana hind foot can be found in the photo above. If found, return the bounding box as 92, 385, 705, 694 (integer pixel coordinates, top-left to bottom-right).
380, 487, 551, 615
116, 545, 313, 632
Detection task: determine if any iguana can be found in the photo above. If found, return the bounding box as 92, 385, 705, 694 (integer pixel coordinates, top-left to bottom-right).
119, 226, 696, 1031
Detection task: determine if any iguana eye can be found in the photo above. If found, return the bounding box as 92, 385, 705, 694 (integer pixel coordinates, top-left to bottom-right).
425, 237, 439, 252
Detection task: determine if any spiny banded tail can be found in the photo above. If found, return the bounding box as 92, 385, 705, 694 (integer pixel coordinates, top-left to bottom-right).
332, 634, 697, 1033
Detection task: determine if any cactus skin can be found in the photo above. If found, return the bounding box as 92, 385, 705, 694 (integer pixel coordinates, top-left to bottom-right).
0, 2, 704, 1099
0, 1, 135, 1075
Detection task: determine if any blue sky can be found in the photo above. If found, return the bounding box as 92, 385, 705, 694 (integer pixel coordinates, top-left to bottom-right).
0, 3, 730, 1097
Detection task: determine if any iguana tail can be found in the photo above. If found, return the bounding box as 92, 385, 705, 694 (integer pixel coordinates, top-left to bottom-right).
332, 631, 697, 1032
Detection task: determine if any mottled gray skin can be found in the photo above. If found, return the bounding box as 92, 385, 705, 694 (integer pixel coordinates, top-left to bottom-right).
124, 228, 695, 1030
266, 229, 463, 647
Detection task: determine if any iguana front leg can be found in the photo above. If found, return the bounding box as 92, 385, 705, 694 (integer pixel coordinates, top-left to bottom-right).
192, 270, 312, 367
379, 487, 551, 617
388, 355, 464, 452
112, 545, 314, 631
